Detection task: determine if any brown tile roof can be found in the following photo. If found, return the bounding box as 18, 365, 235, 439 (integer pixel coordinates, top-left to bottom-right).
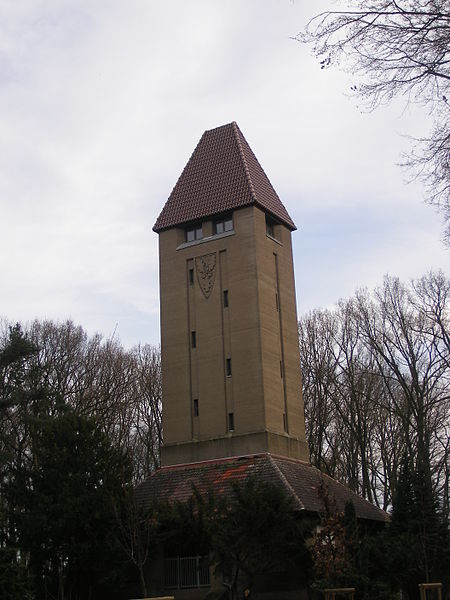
135, 453, 388, 523
153, 122, 296, 232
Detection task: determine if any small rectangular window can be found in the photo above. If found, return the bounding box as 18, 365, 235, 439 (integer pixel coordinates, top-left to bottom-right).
193, 399, 199, 417
224, 217, 233, 232
223, 290, 229, 308
214, 216, 233, 235
186, 225, 203, 242
191, 331, 197, 348
266, 215, 278, 238
226, 358, 232, 377
189, 269, 194, 285
228, 412, 234, 431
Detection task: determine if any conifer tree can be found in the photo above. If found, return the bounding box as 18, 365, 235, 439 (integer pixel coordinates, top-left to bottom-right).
0, 325, 133, 599
387, 455, 449, 599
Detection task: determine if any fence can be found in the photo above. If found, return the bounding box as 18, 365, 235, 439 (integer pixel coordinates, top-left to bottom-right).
164, 555, 210, 589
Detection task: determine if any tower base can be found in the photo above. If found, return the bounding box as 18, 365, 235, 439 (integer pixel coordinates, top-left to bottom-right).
161, 430, 310, 466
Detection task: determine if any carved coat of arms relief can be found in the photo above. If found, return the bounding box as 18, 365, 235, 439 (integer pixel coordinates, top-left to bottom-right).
195, 253, 217, 298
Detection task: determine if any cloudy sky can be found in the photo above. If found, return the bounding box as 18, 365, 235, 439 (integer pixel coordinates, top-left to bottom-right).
1, 0, 448, 348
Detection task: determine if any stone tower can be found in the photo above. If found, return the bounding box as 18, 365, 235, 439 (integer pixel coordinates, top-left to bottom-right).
153, 122, 309, 467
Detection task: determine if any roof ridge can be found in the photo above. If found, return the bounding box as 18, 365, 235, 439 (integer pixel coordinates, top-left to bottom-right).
232, 121, 256, 201
267, 454, 305, 511
268, 453, 311, 466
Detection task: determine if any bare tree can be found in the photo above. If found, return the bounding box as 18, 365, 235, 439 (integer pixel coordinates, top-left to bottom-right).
299, 310, 341, 476
129, 344, 162, 481
2, 319, 162, 484
411, 270, 450, 370
297, 1, 450, 242
114, 487, 156, 598
356, 276, 449, 493
300, 298, 403, 509
329, 300, 382, 502
299, 271, 450, 513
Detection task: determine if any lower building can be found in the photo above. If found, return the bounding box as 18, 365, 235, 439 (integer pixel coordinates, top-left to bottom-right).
135, 453, 388, 599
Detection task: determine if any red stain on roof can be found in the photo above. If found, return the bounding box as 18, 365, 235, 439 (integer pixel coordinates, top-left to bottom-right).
213, 463, 248, 483
153, 122, 296, 232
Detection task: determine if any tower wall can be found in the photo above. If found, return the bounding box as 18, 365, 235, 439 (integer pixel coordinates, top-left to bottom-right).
159, 205, 309, 466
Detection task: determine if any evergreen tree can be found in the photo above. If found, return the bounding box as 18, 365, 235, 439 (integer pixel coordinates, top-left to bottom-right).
7, 410, 131, 599
0, 325, 133, 599
0, 324, 42, 599
387, 455, 449, 600
158, 491, 211, 559
310, 495, 393, 600
207, 478, 312, 599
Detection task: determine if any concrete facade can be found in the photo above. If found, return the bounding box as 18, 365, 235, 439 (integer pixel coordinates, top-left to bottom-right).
158, 204, 309, 466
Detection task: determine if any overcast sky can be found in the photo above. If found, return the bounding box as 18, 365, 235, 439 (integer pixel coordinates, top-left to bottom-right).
1, 0, 448, 348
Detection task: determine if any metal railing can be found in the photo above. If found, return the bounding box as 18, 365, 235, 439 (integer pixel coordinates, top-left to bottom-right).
164, 555, 210, 589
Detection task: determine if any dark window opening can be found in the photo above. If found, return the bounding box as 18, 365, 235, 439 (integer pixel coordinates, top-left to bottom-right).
275, 292, 279, 311
189, 268, 194, 285
226, 358, 232, 377
193, 399, 199, 417
214, 216, 233, 235
228, 412, 234, 431
280, 360, 283, 378
223, 290, 229, 308
191, 331, 197, 348
283, 413, 287, 432
186, 225, 203, 242
266, 215, 278, 238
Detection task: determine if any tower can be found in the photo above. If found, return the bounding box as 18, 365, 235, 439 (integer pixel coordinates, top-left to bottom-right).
137, 123, 387, 596
154, 122, 309, 466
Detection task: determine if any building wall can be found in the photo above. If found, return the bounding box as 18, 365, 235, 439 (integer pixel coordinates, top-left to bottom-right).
159, 205, 309, 466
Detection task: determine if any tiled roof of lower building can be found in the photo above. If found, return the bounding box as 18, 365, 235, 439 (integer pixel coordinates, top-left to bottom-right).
153, 122, 296, 232
135, 453, 388, 523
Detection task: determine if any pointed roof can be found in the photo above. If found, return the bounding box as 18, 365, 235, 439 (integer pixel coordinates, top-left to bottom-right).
153, 122, 296, 232
135, 453, 388, 523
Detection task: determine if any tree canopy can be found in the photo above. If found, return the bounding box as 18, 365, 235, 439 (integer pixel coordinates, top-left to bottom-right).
0, 268, 448, 598
299, 271, 450, 517
0, 322, 161, 599
298, 1, 450, 243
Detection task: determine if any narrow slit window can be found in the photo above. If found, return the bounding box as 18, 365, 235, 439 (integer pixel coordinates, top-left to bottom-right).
191, 331, 197, 348
189, 268, 194, 285
226, 358, 232, 377
228, 412, 234, 431
275, 292, 279, 311
283, 413, 287, 432
266, 216, 275, 237
193, 399, 199, 417
223, 290, 229, 308
280, 360, 283, 378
